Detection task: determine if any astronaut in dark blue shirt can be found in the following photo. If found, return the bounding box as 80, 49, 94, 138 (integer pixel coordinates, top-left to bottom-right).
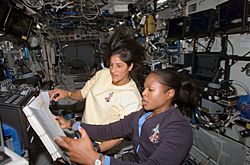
55, 69, 200, 165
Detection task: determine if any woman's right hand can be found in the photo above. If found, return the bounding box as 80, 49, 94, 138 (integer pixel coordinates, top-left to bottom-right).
55, 115, 70, 129
49, 89, 69, 102
54, 127, 99, 165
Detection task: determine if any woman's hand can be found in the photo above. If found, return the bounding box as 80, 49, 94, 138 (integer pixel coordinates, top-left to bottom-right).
55, 116, 70, 129
49, 89, 69, 102
54, 127, 99, 165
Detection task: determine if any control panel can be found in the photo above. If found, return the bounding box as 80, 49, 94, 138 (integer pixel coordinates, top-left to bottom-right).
0, 79, 39, 151
0, 79, 38, 108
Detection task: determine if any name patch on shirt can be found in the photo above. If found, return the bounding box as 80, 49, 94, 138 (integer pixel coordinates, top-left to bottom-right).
149, 124, 160, 143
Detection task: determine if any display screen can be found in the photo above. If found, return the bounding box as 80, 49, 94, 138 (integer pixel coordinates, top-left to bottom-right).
217, 0, 247, 31
192, 53, 221, 82
5, 7, 33, 40
167, 17, 187, 39
186, 9, 215, 38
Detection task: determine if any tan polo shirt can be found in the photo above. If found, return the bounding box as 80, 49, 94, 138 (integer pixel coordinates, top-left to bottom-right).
81, 68, 142, 125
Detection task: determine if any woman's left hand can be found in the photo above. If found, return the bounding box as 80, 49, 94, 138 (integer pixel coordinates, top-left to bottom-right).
54, 116, 70, 129
54, 127, 99, 165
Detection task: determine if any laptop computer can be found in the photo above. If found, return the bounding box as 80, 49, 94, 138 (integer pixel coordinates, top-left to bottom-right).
0, 118, 12, 165
22, 92, 70, 164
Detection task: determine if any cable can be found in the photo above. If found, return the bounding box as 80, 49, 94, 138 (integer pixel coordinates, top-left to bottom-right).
219, 79, 250, 124
220, 80, 250, 96
80, 0, 99, 20
47, 0, 99, 20
194, 107, 216, 129
22, 0, 44, 10
243, 50, 250, 57
215, 129, 223, 164
197, 42, 206, 49
49, 1, 75, 12
232, 81, 250, 96
149, 41, 169, 60
226, 38, 239, 67
34, 53, 46, 77
231, 49, 250, 67
52, 30, 70, 90
227, 39, 234, 56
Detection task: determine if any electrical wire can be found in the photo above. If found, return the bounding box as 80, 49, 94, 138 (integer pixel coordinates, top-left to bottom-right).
226, 38, 239, 67
215, 129, 223, 164
34, 53, 47, 77
48, 1, 75, 12
227, 39, 234, 56
52, 30, 69, 90
242, 50, 250, 57
194, 79, 243, 132
231, 49, 250, 66
45, 0, 99, 20
197, 42, 206, 49
220, 80, 250, 96
219, 79, 250, 125
80, 0, 99, 20
22, 0, 44, 9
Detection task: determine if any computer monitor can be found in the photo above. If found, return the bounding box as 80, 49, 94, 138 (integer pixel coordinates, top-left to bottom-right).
5, 7, 33, 40
186, 9, 215, 38
167, 17, 188, 39
192, 52, 221, 82
217, 0, 248, 33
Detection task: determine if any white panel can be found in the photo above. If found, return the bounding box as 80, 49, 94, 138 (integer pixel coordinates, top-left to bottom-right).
192, 126, 250, 165
227, 34, 250, 92
186, 0, 228, 14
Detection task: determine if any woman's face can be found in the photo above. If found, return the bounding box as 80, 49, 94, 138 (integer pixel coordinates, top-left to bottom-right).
109, 54, 133, 86
142, 73, 174, 114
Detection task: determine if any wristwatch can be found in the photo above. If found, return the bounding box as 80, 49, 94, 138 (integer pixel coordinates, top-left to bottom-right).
94, 153, 104, 165
93, 141, 101, 153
